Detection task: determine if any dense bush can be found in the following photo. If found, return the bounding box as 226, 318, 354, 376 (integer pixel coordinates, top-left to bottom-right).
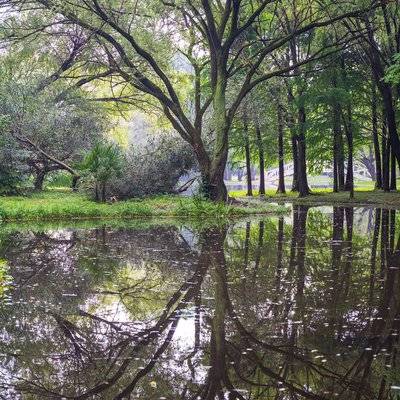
108, 137, 195, 199
0, 134, 28, 195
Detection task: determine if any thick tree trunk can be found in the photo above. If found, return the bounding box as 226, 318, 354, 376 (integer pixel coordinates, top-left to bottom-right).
206, 72, 229, 202
255, 124, 265, 195
277, 102, 286, 194
188, 69, 229, 203
34, 169, 46, 191
372, 81, 382, 189
201, 167, 228, 202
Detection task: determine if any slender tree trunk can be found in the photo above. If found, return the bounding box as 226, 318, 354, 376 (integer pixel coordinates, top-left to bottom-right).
390, 147, 397, 190
101, 182, 107, 202
291, 136, 299, 191
95, 182, 99, 201
372, 81, 382, 189
344, 105, 354, 198
297, 107, 310, 197
332, 73, 345, 191
287, 90, 298, 192
72, 175, 80, 191
255, 123, 265, 195
277, 102, 286, 194
382, 118, 390, 192
337, 130, 345, 191
333, 106, 339, 193
244, 117, 253, 197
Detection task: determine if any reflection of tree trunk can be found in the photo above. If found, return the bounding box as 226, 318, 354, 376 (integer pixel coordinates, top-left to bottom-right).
351, 209, 400, 399
295, 205, 308, 314
380, 209, 389, 278
369, 208, 381, 314
341, 208, 354, 318
242, 222, 251, 297
389, 210, 396, 252
203, 228, 237, 399
282, 205, 299, 339
253, 221, 264, 280
329, 207, 344, 330
275, 217, 284, 292
207, 265, 227, 399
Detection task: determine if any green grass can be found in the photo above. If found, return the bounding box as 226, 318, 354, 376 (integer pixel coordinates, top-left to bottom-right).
0, 190, 287, 222
231, 188, 400, 208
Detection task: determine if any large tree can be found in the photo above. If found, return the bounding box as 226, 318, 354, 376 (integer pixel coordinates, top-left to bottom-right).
1, 0, 380, 200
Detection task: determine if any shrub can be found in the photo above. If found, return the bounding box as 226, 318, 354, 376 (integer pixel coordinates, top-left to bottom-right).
0, 134, 28, 195
80, 143, 125, 202
108, 136, 195, 199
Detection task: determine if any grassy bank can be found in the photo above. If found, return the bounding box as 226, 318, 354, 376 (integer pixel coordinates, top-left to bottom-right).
231, 188, 400, 209
0, 190, 287, 222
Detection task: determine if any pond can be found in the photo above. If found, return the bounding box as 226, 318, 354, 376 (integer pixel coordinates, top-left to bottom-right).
0, 206, 399, 399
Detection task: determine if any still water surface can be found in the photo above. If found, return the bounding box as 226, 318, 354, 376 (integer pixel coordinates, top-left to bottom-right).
0, 206, 399, 399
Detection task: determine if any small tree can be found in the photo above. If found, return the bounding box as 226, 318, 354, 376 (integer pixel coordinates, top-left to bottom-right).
80, 143, 124, 202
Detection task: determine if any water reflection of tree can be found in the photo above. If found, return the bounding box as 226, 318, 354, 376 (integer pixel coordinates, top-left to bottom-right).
0, 209, 399, 399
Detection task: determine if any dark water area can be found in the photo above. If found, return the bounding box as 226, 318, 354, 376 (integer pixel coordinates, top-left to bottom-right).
0, 206, 399, 399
